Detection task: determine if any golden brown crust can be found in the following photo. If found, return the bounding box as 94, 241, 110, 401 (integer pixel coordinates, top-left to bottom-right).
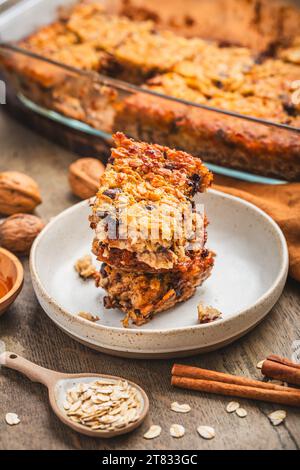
145, 68, 299, 125
114, 89, 300, 181
109, 132, 213, 196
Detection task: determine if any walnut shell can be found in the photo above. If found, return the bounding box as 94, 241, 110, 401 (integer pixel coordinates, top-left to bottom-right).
0, 171, 42, 215
69, 158, 105, 200
0, 214, 45, 255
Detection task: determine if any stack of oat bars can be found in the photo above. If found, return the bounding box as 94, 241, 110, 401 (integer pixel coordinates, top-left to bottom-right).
90, 133, 214, 326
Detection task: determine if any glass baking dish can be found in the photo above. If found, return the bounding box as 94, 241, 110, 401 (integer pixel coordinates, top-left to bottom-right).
0, 0, 300, 184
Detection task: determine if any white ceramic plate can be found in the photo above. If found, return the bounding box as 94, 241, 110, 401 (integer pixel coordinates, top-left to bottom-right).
30, 190, 288, 358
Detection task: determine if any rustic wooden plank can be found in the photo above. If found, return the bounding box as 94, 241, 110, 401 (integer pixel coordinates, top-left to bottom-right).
0, 111, 299, 450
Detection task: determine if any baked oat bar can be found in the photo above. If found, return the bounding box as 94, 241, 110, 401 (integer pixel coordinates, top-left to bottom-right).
14, 19, 112, 85
172, 45, 255, 95
111, 32, 206, 84
98, 250, 215, 327
90, 133, 212, 272
66, 1, 155, 51
14, 2, 206, 86
66, 2, 207, 83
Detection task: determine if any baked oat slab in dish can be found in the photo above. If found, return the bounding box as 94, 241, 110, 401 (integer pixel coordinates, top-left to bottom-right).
3, 0, 300, 180
90, 132, 212, 272
97, 250, 215, 327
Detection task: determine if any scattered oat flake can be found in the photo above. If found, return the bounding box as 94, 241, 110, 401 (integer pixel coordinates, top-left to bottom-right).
268, 410, 286, 426
170, 424, 185, 438
236, 408, 247, 418
171, 402, 191, 413
269, 379, 288, 387
226, 401, 240, 413
143, 425, 162, 439
78, 312, 100, 323
197, 425, 215, 440
198, 303, 222, 324
5, 413, 20, 426
256, 360, 265, 369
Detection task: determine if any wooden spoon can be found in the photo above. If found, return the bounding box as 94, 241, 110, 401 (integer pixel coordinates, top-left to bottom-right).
0, 351, 149, 438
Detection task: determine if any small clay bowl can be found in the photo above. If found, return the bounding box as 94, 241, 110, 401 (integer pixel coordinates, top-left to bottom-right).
0, 248, 24, 316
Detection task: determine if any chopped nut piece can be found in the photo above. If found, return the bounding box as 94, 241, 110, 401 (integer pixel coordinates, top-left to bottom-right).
197, 425, 215, 440
5, 413, 20, 426
78, 312, 100, 323
268, 410, 286, 426
170, 424, 185, 438
75, 255, 96, 279
171, 402, 191, 413
143, 425, 162, 439
226, 401, 240, 413
236, 408, 247, 418
198, 303, 222, 324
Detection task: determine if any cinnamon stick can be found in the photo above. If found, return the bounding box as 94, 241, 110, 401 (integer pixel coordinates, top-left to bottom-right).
172, 364, 300, 393
171, 376, 300, 407
267, 355, 300, 370
262, 355, 300, 386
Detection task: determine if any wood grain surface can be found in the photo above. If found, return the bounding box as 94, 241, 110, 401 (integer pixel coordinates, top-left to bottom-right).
0, 111, 299, 450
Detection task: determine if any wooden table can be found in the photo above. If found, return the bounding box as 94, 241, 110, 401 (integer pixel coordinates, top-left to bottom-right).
0, 111, 299, 450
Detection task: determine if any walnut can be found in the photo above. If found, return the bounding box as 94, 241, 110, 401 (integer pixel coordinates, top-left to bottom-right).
0, 171, 42, 215
69, 158, 105, 200
0, 214, 45, 255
